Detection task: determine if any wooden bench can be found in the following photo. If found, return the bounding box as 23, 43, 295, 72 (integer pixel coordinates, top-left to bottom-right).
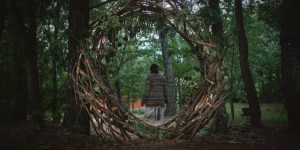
241, 108, 250, 118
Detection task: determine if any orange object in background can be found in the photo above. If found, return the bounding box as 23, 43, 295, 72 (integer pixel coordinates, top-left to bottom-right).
129, 99, 144, 111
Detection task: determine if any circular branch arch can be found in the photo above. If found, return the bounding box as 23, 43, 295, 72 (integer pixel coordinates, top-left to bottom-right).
73, 0, 227, 142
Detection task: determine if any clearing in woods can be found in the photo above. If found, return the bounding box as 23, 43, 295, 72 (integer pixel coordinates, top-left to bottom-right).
1, 103, 299, 150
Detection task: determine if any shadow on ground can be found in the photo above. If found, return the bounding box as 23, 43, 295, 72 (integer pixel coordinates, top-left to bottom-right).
0, 121, 299, 150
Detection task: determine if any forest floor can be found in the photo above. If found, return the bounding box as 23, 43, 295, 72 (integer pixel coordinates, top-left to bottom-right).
1, 120, 300, 150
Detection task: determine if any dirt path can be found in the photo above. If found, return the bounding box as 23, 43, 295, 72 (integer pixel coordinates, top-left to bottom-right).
1, 121, 299, 150
135, 114, 176, 126
90, 114, 176, 136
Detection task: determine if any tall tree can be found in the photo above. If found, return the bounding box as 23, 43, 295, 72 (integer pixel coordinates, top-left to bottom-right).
159, 27, 176, 115
7, 0, 30, 122
49, 24, 60, 122
62, 0, 90, 134
26, 0, 44, 128
280, 0, 300, 131
13, 35, 29, 122
235, 0, 261, 128
46, 1, 66, 123
209, 0, 227, 133
0, 0, 6, 41
11, 0, 44, 127
37, 0, 68, 123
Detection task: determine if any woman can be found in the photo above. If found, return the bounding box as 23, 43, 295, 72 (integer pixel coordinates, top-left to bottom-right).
141, 64, 168, 126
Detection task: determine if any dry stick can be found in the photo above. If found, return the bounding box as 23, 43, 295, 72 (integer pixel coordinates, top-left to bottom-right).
76, 91, 108, 139
175, 81, 209, 128
172, 61, 222, 136
171, 94, 202, 131
176, 107, 209, 139
172, 100, 202, 133
106, 98, 135, 139
102, 2, 221, 138
74, 49, 226, 140
176, 105, 209, 138
167, 19, 216, 48
113, 117, 145, 139
107, 110, 132, 141
187, 98, 207, 122
90, 111, 107, 138
177, 60, 219, 113
80, 53, 141, 139
83, 105, 102, 137
77, 61, 115, 139
189, 106, 213, 139
72, 52, 84, 123
82, 64, 122, 136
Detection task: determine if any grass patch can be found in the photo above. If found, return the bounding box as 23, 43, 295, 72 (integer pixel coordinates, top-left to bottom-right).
226, 102, 288, 124
133, 103, 287, 128
132, 109, 145, 115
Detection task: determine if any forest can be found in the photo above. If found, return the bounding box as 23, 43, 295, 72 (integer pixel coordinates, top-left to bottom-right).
0, 0, 299, 149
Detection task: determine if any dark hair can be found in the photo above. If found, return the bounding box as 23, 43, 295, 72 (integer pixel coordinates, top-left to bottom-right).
150, 64, 159, 74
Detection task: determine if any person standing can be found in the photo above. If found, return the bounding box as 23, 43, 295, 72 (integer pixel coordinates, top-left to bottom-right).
141, 64, 168, 126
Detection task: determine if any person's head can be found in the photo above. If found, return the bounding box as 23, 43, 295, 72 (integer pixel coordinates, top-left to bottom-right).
150, 64, 159, 74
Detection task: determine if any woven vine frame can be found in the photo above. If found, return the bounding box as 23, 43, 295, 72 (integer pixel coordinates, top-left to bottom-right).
72, 0, 227, 142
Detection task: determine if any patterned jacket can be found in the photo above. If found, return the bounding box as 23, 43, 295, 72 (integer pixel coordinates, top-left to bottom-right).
141, 73, 168, 107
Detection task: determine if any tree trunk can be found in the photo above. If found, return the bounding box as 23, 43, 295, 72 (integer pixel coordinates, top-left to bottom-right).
235, 0, 261, 128
51, 30, 59, 122
280, 0, 300, 131
229, 48, 235, 120
51, 52, 59, 122
12, 0, 44, 127
115, 78, 122, 100
159, 27, 176, 115
13, 40, 29, 121
63, 0, 90, 135
0, 0, 6, 42
26, 0, 44, 128
209, 0, 228, 133
10, 0, 29, 121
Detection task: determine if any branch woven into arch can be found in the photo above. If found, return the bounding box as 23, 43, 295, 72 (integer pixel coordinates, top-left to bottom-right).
73, 51, 226, 141
72, 0, 227, 142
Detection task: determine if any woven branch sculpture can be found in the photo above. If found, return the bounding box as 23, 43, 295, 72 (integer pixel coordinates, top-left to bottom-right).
72, 0, 227, 142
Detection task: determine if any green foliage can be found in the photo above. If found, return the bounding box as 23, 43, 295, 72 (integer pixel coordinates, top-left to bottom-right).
131, 109, 144, 115
226, 102, 287, 124
222, 2, 280, 103
169, 35, 201, 106
70, 123, 86, 134
0, 0, 283, 123
245, 10, 280, 103
133, 121, 171, 141
257, 0, 282, 30
36, 0, 68, 122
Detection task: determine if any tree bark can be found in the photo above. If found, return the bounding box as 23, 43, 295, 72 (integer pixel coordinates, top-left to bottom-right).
159, 27, 176, 115
209, 0, 228, 133
63, 0, 90, 135
9, 0, 29, 122
280, 0, 300, 131
229, 48, 235, 120
11, 0, 44, 126
13, 40, 29, 121
51, 28, 59, 122
235, 0, 261, 128
114, 79, 122, 100
26, 0, 44, 128
0, 0, 6, 42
